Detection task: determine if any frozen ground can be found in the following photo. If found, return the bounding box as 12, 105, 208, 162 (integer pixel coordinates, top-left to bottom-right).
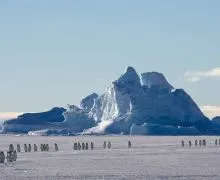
0, 135, 220, 180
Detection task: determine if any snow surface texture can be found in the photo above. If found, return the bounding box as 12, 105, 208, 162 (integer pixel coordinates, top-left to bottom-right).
0, 136, 220, 180
3, 66, 219, 135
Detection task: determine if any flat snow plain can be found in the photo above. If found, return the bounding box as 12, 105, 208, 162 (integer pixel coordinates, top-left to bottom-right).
0, 136, 220, 180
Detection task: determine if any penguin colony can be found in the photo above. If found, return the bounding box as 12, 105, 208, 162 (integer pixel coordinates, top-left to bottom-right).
0, 143, 59, 164
0, 141, 132, 164
2, 139, 220, 164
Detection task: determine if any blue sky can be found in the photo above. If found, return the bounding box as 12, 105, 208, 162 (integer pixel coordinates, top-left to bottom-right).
0, 0, 220, 118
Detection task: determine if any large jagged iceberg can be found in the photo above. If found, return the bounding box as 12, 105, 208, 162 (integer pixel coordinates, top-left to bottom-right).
3, 66, 220, 135
83, 66, 218, 135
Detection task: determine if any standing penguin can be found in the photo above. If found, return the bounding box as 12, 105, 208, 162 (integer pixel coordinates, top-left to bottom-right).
0, 151, 5, 163
82, 143, 86, 150
202, 140, 206, 146
34, 144, 38, 152
12, 151, 17, 161
24, 144, 28, 152
103, 141, 107, 149
54, 143, 58, 151
85, 143, 89, 150
128, 141, 132, 148
44, 144, 46, 151
91, 142, 94, 150
40, 144, 43, 151
9, 144, 14, 152
46, 144, 49, 151
181, 140, 184, 147
17, 144, 21, 153
215, 139, 218, 146
199, 140, 202, 146
73, 143, 78, 150
195, 140, 198, 146
28, 144, 32, 152
77, 142, 81, 150
108, 141, 111, 149
189, 141, 192, 147
6, 151, 13, 162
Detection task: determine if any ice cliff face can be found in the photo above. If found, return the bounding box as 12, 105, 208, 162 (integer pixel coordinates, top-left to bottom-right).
61, 105, 95, 132
80, 93, 98, 112
90, 67, 138, 122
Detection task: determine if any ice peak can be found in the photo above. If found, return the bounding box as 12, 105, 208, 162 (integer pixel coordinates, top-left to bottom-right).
115, 66, 141, 86
141, 71, 173, 90
126, 66, 136, 73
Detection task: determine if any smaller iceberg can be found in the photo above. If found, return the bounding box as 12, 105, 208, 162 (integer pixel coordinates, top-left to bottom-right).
28, 129, 71, 136
130, 123, 200, 135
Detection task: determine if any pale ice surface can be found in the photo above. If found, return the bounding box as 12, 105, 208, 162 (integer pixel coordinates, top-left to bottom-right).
0, 135, 220, 180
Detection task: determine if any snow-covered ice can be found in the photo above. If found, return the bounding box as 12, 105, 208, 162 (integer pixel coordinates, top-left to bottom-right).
0, 136, 220, 180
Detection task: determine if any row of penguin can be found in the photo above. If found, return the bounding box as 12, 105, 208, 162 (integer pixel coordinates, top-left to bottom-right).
2, 139, 220, 163
181, 139, 220, 147
0, 141, 132, 164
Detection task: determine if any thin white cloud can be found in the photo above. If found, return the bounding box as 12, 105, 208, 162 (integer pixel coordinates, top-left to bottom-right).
184, 67, 220, 82
0, 112, 23, 121
200, 105, 220, 119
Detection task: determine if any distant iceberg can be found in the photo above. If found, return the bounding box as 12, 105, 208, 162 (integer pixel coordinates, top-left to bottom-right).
3, 66, 220, 135
28, 129, 71, 136
130, 123, 200, 135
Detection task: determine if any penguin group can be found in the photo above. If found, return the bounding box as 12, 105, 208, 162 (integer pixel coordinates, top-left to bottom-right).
73, 142, 92, 151
180, 139, 220, 147
0, 144, 17, 164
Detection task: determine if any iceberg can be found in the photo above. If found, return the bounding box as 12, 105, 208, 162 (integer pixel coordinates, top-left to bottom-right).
3, 66, 220, 135
130, 123, 200, 135
86, 66, 216, 134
